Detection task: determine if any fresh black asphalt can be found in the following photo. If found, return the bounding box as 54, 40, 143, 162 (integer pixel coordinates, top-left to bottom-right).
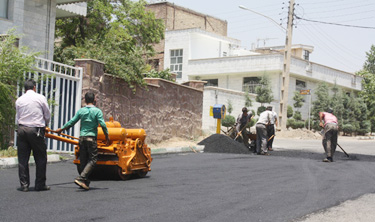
1, 146, 375, 222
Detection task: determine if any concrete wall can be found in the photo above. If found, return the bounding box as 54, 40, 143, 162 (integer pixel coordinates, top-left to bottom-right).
202, 87, 279, 133
75, 59, 204, 144
0, 0, 56, 60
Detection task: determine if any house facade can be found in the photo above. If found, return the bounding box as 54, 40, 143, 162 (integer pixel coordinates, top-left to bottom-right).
164, 28, 362, 133
0, 0, 87, 59
145, 2, 228, 74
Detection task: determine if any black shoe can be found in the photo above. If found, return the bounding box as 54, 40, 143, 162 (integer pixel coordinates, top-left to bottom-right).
323, 157, 333, 162
35, 185, 50, 191
74, 179, 89, 190
17, 186, 29, 192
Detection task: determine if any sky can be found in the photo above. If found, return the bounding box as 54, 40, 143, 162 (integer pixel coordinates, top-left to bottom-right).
149, 0, 375, 74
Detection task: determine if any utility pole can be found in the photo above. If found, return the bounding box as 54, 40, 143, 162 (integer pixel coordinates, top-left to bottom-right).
279, 0, 295, 130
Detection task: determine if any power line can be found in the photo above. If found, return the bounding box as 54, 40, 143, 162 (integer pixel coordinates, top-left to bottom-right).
297, 24, 360, 71
295, 16, 375, 29
306, 23, 364, 62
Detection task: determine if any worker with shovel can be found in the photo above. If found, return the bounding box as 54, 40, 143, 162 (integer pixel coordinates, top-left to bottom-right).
319, 107, 339, 162
235, 107, 253, 149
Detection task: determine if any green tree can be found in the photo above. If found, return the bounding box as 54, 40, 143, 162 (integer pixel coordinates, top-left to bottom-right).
0, 30, 39, 149
227, 100, 233, 114
363, 45, 375, 74
293, 91, 304, 110
311, 82, 330, 121
54, 0, 165, 91
287, 105, 293, 118
144, 68, 175, 82
222, 100, 235, 130
255, 76, 273, 106
358, 70, 375, 133
244, 91, 253, 107
293, 91, 304, 121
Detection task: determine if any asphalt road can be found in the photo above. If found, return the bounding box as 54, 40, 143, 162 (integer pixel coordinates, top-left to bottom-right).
1, 139, 375, 222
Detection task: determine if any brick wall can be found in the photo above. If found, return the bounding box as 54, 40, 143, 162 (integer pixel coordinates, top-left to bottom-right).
75, 59, 204, 144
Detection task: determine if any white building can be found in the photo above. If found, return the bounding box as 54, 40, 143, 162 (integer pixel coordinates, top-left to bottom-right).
164, 28, 362, 133
0, 0, 87, 60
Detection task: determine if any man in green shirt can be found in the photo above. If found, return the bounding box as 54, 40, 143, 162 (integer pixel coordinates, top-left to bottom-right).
56, 92, 109, 190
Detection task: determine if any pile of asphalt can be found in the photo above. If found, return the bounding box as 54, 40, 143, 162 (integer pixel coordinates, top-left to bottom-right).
198, 134, 251, 154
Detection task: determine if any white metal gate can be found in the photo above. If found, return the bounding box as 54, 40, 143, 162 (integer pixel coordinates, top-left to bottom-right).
16, 57, 83, 152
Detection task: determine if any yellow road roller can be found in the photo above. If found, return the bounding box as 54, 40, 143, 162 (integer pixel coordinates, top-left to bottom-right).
45, 117, 152, 180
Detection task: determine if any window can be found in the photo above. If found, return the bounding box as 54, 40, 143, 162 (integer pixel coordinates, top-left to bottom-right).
243, 77, 261, 93
304, 50, 310, 61
0, 0, 8, 19
296, 80, 306, 91
203, 79, 218, 87
170, 49, 183, 78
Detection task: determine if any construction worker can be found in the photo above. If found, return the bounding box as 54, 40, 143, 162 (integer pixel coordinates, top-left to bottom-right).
56, 92, 110, 190
256, 107, 273, 155
266, 106, 278, 151
319, 107, 338, 162
15, 79, 51, 192
235, 107, 252, 149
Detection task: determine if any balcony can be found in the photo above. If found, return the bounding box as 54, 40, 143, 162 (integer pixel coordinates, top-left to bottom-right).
56, 1, 87, 18
186, 54, 362, 91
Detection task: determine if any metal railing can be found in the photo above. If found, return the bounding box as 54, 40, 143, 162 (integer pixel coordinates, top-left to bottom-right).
16, 57, 83, 152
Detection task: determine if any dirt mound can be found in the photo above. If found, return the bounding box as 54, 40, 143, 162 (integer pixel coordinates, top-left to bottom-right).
198, 134, 251, 154
276, 128, 322, 140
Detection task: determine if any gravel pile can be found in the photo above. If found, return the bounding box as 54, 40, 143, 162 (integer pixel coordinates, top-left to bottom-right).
198, 134, 251, 154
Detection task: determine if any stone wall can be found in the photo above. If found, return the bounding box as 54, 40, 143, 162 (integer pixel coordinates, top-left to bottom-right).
75, 59, 204, 144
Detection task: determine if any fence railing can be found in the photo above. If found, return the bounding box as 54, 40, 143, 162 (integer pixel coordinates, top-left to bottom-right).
16, 57, 83, 152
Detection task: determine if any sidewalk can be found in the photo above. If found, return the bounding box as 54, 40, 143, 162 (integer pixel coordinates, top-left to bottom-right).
0, 145, 205, 169
0, 154, 60, 169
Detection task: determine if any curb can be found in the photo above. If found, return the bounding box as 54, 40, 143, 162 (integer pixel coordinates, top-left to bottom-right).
0, 154, 60, 169
357, 136, 375, 140
1, 145, 205, 169
151, 145, 204, 155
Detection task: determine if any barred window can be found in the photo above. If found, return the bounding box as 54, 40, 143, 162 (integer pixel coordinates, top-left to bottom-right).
296, 80, 306, 91
170, 49, 183, 79
243, 77, 261, 94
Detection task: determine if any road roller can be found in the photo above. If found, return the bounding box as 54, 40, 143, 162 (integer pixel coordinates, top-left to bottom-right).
45, 117, 152, 180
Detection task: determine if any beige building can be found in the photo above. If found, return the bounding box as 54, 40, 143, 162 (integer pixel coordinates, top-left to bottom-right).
146, 1, 227, 73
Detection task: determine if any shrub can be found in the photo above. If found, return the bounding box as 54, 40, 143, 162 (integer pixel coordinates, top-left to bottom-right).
222, 115, 235, 128
342, 124, 355, 136
287, 105, 293, 118
257, 106, 266, 116
293, 111, 302, 121
287, 119, 305, 129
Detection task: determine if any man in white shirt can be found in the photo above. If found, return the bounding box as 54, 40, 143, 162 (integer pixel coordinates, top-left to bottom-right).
15, 79, 51, 192
256, 107, 273, 155
266, 106, 278, 151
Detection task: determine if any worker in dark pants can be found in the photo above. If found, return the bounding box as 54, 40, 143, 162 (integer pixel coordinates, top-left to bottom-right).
266, 106, 278, 151
256, 108, 273, 155
319, 107, 339, 162
235, 107, 252, 149
56, 92, 109, 190
16, 79, 51, 192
